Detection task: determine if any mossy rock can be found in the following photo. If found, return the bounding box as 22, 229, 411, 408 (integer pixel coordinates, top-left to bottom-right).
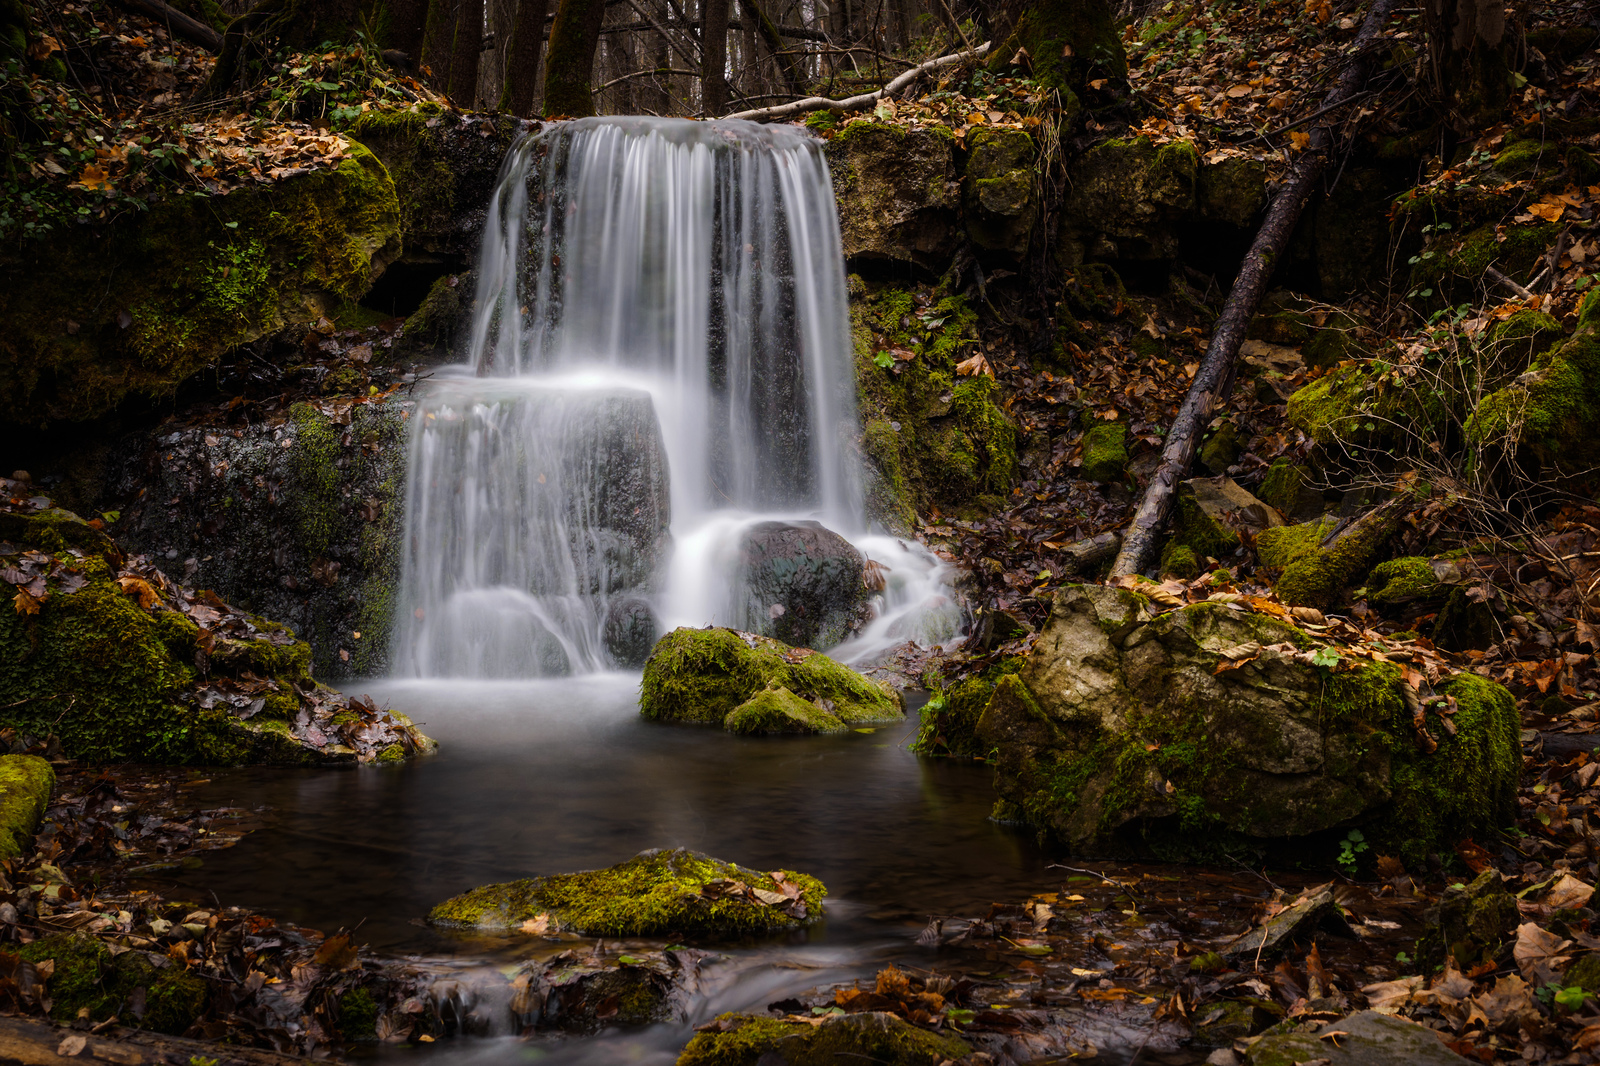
962, 127, 1037, 257
1058, 138, 1197, 265
0, 754, 52, 858
1256, 459, 1305, 517
678, 1010, 971, 1066
824, 124, 959, 271
978, 585, 1519, 865
0, 143, 400, 428
1365, 557, 1442, 606
1160, 543, 1199, 579
1466, 318, 1600, 466
429, 848, 826, 938
997, 0, 1125, 98
1415, 868, 1518, 968
1255, 517, 1338, 570
1197, 157, 1266, 228
1275, 508, 1403, 610
640, 627, 902, 727
19, 934, 206, 1034
1199, 421, 1240, 475
1433, 586, 1499, 652
1410, 220, 1561, 306
725, 685, 847, 735
910, 658, 1024, 758
1080, 421, 1127, 483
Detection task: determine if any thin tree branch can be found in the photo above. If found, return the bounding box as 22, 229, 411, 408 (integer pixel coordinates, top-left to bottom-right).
724, 40, 988, 120
594, 65, 698, 90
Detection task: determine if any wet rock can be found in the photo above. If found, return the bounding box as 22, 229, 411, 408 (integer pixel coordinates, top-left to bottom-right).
640, 627, 902, 727
1192, 999, 1273, 1046
515, 946, 706, 1033
429, 847, 824, 938
112, 401, 408, 680
678, 1010, 970, 1066
825, 122, 960, 272
725, 684, 847, 735
1242, 1009, 1463, 1065
604, 597, 660, 669
1081, 423, 1128, 483
963, 127, 1038, 258
1417, 869, 1519, 968
1222, 884, 1354, 959
978, 585, 1521, 863
736, 521, 869, 649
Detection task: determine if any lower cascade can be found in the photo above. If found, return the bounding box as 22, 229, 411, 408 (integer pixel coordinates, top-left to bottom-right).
393, 116, 958, 677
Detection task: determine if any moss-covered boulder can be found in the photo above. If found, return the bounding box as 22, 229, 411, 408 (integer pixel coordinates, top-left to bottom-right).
20, 933, 207, 1034
962, 127, 1037, 257
1057, 137, 1197, 266
1197, 156, 1266, 228
1255, 516, 1339, 571
824, 123, 959, 272
993, 0, 1125, 100
853, 286, 1017, 520
910, 661, 1023, 758
726, 685, 848, 735
979, 585, 1520, 865
1466, 292, 1600, 465
1080, 421, 1127, 483
113, 400, 407, 680
732, 522, 869, 650
1274, 503, 1405, 609
430, 848, 825, 937
0, 494, 432, 764
640, 627, 902, 727
678, 1010, 970, 1066
0, 754, 52, 858
0, 142, 400, 429
1364, 557, 1444, 607
1162, 476, 1283, 571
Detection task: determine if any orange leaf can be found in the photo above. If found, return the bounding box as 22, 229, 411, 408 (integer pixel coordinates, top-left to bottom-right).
955, 352, 994, 378
1527, 201, 1564, 222
116, 576, 161, 610
1289, 130, 1311, 150
12, 590, 40, 616
74, 163, 112, 192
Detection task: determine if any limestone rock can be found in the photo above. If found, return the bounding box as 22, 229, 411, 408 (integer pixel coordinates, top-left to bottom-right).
1243, 1010, 1463, 1065
1058, 137, 1197, 265
979, 585, 1520, 863
429, 847, 825, 937
735, 521, 868, 650
725, 684, 847, 735
963, 127, 1037, 258
825, 122, 959, 271
604, 596, 660, 669
1417, 869, 1518, 967
640, 627, 902, 727
678, 1010, 970, 1066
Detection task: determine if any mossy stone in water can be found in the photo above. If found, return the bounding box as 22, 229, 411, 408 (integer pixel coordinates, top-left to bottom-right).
677, 1011, 971, 1066
725, 685, 846, 735
429, 847, 826, 938
640, 627, 902, 727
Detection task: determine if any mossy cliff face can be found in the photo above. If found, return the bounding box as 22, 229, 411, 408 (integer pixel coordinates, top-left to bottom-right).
1465, 291, 1600, 465
852, 286, 1017, 523
823, 122, 959, 272
640, 627, 902, 727
962, 127, 1037, 258
0, 143, 400, 428
430, 848, 825, 938
1057, 137, 1197, 266
0, 754, 53, 858
678, 1010, 970, 1066
979, 585, 1519, 865
112, 399, 408, 680
0, 497, 432, 764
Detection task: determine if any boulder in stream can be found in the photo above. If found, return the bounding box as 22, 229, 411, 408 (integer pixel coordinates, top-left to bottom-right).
429, 847, 824, 938
678, 1010, 971, 1066
735, 521, 870, 649
1242, 1009, 1464, 1065
640, 627, 902, 728
979, 585, 1519, 865
725, 684, 849, 735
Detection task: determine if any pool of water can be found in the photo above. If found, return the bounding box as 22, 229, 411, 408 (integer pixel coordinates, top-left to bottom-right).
150, 677, 1160, 1065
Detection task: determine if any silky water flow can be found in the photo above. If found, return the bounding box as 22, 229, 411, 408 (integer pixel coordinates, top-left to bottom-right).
392, 116, 960, 676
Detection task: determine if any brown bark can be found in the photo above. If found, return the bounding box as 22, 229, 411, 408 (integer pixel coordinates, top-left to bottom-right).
701, 0, 729, 114
386, 0, 429, 61
501, 0, 551, 115
734, 0, 800, 95
1108, 0, 1399, 580
420, 0, 457, 88
1424, 0, 1514, 130
449, 0, 484, 104
542, 0, 606, 115
109, 0, 223, 52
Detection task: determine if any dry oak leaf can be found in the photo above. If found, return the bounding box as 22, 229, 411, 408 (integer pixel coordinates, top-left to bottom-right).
1512, 921, 1571, 986
116, 576, 162, 609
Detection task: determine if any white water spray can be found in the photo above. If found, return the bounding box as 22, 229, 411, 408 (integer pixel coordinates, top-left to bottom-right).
394, 117, 958, 678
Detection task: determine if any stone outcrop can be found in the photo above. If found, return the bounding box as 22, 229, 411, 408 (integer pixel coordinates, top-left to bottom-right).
824, 122, 960, 272
979, 585, 1520, 864
1057, 137, 1199, 265
678, 1011, 970, 1066
962, 127, 1038, 257
734, 521, 869, 649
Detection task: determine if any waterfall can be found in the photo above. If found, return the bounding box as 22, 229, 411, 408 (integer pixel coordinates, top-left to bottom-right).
394, 117, 958, 679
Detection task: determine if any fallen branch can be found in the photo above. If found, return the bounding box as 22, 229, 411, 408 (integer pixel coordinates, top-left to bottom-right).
110, 0, 224, 52
1109, 0, 1398, 580
1486, 264, 1534, 300
724, 41, 990, 121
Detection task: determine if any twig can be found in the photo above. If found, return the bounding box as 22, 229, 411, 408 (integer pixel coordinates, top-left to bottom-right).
593, 66, 698, 92
1239, 89, 1377, 146
1486, 265, 1534, 300
724, 41, 989, 121
1048, 863, 1142, 901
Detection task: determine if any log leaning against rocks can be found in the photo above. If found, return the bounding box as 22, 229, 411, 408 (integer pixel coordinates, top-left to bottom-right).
1110, 0, 1399, 579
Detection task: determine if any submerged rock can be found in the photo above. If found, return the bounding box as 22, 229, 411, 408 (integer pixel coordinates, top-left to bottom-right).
1242, 1010, 1463, 1065
735, 521, 869, 649
429, 847, 825, 938
0, 494, 433, 765
0, 755, 53, 859
640, 627, 902, 727
678, 1010, 970, 1066
725, 685, 848, 735
980, 585, 1520, 864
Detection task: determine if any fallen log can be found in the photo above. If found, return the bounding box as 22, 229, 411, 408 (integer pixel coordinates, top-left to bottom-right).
724, 42, 990, 122
110, 0, 224, 53
1108, 0, 1399, 579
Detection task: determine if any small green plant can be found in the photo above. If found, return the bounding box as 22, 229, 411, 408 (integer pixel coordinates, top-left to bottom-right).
873, 350, 894, 369
1554, 985, 1593, 1012
1336, 828, 1368, 874
1310, 646, 1341, 670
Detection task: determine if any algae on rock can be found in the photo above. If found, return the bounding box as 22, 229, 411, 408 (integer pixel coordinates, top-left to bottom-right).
430, 847, 825, 937
640, 627, 902, 727
0, 754, 53, 858
678, 1010, 970, 1066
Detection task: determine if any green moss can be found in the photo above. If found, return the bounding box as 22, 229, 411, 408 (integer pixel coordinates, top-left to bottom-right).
1002, 0, 1124, 96
1567, 955, 1600, 993
1489, 309, 1564, 366
1160, 544, 1199, 579
1198, 421, 1239, 475
1467, 331, 1600, 462
1167, 486, 1240, 562
724, 685, 846, 735
430, 848, 826, 938
911, 661, 1024, 758
678, 1011, 971, 1066
1276, 508, 1401, 609
339, 987, 379, 1040
1410, 221, 1561, 305
289, 401, 341, 559
1286, 365, 1379, 446
1080, 422, 1127, 482
1255, 518, 1336, 570
1494, 139, 1552, 177
1257, 459, 1304, 516
1366, 557, 1441, 605
640, 627, 901, 727
20, 934, 206, 1034
0, 754, 53, 858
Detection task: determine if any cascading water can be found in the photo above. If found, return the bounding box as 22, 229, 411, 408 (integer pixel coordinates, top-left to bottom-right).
394, 116, 959, 678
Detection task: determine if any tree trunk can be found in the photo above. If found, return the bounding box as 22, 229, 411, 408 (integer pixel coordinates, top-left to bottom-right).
501, 0, 550, 114
1424, 0, 1514, 131
542, 0, 606, 115
735, 0, 799, 96
386, 0, 429, 61
1108, 0, 1398, 580
701, 0, 728, 114
201, 0, 362, 98
449, 0, 483, 104
421, 0, 458, 89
